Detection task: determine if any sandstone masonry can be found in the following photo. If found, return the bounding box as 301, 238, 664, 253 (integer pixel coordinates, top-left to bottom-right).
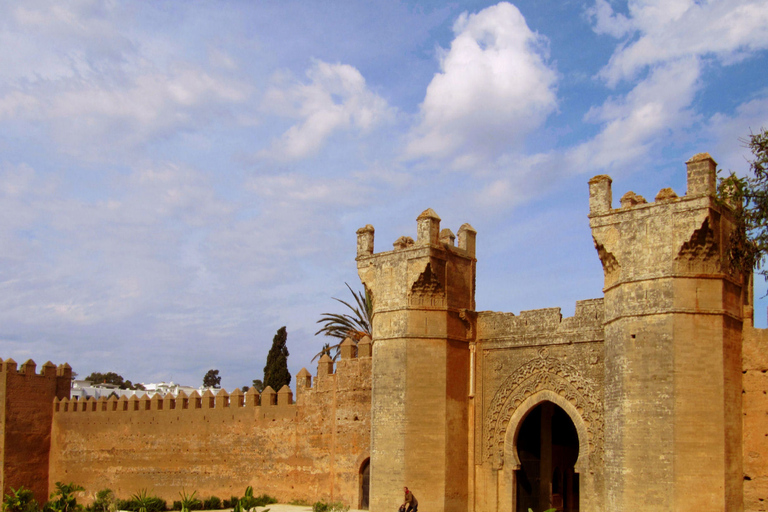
0, 152, 766, 512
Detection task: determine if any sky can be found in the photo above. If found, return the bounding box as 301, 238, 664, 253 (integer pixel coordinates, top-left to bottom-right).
1, 0, 768, 391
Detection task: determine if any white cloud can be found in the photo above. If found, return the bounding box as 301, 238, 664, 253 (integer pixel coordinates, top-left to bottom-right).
591, 0, 768, 86
568, 58, 701, 172
575, 0, 768, 174
405, 2, 558, 166
703, 95, 768, 172
0, 65, 250, 159
261, 61, 394, 161
0, 1, 252, 160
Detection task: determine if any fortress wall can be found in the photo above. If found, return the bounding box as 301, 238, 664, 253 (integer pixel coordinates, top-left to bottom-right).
743, 323, 768, 511
47, 355, 371, 507
472, 299, 606, 512
0, 359, 71, 504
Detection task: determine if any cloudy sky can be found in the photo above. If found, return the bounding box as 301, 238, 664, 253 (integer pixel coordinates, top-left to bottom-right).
1, 0, 767, 391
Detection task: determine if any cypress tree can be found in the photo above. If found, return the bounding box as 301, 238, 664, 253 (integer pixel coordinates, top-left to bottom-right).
263, 326, 291, 390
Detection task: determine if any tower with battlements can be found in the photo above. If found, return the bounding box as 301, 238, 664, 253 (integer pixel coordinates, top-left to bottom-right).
356, 209, 477, 512
589, 153, 747, 510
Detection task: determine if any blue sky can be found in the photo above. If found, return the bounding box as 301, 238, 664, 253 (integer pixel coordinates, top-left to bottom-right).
1, 0, 767, 391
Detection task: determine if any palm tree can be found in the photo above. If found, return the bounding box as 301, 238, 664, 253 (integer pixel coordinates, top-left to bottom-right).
314, 283, 373, 361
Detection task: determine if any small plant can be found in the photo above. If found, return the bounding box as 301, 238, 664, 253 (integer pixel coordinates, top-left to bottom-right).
92, 489, 115, 512
47, 482, 85, 512
202, 497, 221, 510
127, 491, 165, 512
312, 501, 348, 512
132, 490, 151, 512
250, 495, 276, 509
287, 500, 311, 507
3, 487, 38, 512
231, 488, 275, 512
178, 491, 200, 512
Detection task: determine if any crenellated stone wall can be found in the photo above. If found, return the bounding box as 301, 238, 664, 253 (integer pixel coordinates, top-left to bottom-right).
44, 349, 371, 507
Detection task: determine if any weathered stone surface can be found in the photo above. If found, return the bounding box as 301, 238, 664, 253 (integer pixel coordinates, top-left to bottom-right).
45, 356, 371, 507
0, 152, 765, 512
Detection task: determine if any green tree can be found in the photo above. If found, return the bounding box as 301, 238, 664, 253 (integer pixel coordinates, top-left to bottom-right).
718, 128, 768, 278
251, 379, 264, 392
84, 372, 142, 390
203, 369, 221, 388
263, 326, 291, 391
314, 283, 373, 360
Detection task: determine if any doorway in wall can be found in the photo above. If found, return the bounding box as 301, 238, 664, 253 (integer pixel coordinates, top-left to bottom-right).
515, 401, 579, 512
360, 458, 370, 510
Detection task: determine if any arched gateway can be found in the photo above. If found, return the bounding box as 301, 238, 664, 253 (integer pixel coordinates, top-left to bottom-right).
483, 355, 603, 512
514, 401, 579, 512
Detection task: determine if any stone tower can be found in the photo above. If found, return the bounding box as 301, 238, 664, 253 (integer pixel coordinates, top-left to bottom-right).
0, 359, 71, 504
356, 210, 477, 512
589, 154, 746, 510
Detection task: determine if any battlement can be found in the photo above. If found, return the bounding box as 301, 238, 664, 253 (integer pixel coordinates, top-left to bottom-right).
588, 153, 717, 216
52, 343, 372, 417
588, 152, 743, 299
0, 358, 72, 379
357, 210, 477, 341
477, 299, 604, 346
356, 208, 477, 260
44, 346, 373, 506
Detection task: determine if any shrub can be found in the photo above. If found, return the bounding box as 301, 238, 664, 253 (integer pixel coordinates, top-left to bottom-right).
232, 488, 275, 512
202, 497, 221, 510
222, 498, 239, 510
119, 491, 166, 512
92, 489, 115, 512
312, 501, 348, 512
3, 487, 39, 512
178, 491, 200, 512
46, 482, 85, 512
248, 496, 276, 509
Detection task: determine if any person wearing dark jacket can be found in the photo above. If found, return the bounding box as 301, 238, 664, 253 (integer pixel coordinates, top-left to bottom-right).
402, 487, 418, 512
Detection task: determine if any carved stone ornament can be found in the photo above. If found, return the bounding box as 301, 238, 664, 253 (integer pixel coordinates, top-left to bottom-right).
483, 356, 603, 468
675, 217, 720, 274
408, 263, 446, 307
593, 237, 619, 288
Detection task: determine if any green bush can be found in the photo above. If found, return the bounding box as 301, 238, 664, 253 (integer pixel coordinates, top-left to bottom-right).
92, 489, 115, 512
3, 487, 39, 512
248, 495, 276, 509
232, 488, 275, 512
312, 501, 348, 512
46, 482, 85, 512
117, 491, 166, 512
202, 497, 221, 510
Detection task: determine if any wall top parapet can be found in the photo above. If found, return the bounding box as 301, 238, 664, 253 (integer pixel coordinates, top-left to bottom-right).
477, 299, 604, 342
588, 152, 721, 219
356, 208, 477, 260
1, 357, 72, 378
